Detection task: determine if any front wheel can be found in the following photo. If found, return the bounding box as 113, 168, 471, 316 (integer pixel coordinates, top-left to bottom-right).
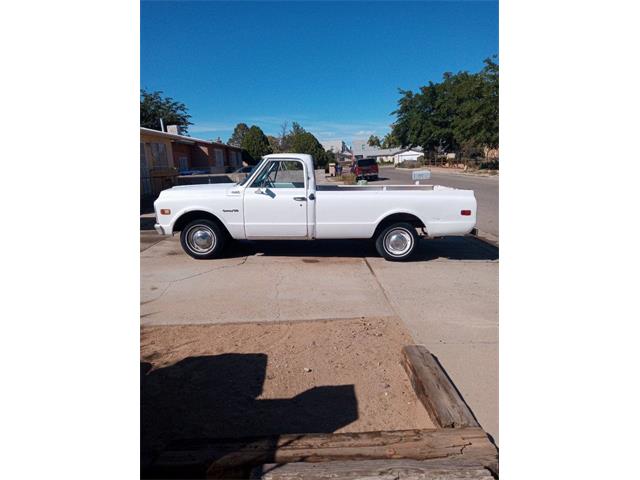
180, 219, 226, 259
375, 222, 419, 261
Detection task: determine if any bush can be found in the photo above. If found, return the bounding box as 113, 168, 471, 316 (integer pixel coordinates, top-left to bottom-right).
338, 173, 356, 185
396, 160, 421, 169
479, 160, 499, 170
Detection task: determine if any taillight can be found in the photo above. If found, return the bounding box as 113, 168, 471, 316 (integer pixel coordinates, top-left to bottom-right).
461, 210, 471, 216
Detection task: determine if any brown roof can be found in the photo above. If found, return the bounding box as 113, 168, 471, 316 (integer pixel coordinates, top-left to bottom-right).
140, 127, 242, 150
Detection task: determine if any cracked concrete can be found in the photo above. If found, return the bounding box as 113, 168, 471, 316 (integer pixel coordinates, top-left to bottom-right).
140, 234, 393, 326
364, 256, 498, 443
140, 231, 498, 443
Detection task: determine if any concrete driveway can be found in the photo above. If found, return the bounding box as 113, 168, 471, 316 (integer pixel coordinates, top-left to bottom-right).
141, 232, 498, 443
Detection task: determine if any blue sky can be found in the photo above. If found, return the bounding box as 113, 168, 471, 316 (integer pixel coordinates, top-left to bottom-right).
141, 1, 498, 144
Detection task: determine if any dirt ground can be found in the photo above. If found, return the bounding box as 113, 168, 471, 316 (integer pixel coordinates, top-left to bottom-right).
141, 316, 434, 464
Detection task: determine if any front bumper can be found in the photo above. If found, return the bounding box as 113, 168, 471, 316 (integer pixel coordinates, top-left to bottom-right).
154, 223, 167, 235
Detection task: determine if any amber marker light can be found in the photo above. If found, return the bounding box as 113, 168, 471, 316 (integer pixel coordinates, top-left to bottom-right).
160, 209, 171, 215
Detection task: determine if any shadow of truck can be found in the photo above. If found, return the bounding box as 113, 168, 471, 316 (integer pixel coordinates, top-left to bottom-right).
141, 354, 358, 478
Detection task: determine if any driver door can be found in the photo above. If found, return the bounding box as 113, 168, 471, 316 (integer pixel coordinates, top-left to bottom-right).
243, 159, 309, 238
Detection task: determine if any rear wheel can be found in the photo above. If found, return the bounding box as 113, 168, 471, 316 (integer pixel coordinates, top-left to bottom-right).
180, 219, 226, 259
375, 222, 419, 261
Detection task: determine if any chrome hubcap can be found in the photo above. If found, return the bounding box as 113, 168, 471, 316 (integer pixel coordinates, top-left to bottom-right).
187, 225, 216, 253
384, 229, 413, 256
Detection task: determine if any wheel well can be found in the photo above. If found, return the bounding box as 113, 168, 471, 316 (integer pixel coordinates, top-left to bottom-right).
172, 210, 230, 237
372, 213, 425, 238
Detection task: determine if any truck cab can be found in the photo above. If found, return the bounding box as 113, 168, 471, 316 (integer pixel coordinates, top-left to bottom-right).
238, 154, 316, 239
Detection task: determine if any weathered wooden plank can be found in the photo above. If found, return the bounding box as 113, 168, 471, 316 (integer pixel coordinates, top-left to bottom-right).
401, 345, 480, 428
147, 427, 495, 478
252, 459, 494, 479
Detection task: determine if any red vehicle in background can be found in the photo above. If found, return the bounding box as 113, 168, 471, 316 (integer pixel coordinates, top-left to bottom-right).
350, 157, 379, 181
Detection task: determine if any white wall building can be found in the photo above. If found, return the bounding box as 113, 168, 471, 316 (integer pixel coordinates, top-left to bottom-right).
393, 149, 423, 164
351, 139, 424, 165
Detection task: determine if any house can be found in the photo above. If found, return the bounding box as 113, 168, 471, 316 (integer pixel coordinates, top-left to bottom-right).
140, 127, 244, 198
351, 139, 423, 165
351, 139, 381, 160
321, 140, 353, 162
392, 148, 424, 164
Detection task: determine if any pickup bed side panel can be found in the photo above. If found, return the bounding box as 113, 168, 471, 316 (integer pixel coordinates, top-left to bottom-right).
314, 189, 476, 239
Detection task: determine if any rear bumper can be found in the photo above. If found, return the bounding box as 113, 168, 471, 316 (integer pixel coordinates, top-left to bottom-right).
425, 220, 477, 237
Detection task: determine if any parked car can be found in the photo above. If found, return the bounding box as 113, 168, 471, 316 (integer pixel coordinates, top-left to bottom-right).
178, 169, 209, 176
228, 165, 257, 183
234, 165, 256, 174
350, 158, 379, 181
154, 153, 476, 261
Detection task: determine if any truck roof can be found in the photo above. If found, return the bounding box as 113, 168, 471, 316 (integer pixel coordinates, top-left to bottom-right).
263, 153, 313, 162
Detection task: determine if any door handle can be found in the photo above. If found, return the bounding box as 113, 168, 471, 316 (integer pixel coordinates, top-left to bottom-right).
293, 196, 307, 201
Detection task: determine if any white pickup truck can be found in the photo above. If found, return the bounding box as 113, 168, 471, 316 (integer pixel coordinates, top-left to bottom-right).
154, 153, 476, 261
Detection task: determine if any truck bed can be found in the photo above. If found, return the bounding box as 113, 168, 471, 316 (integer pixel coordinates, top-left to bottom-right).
314, 184, 475, 239
317, 184, 435, 191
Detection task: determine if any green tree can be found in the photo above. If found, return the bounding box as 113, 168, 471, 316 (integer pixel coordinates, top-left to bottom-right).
367, 135, 381, 147
267, 135, 281, 153
290, 121, 306, 136
241, 125, 273, 164
140, 89, 192, 135
381, 132, 399, 149
278, 121, 291, 151
287, 125, 329, 168
390, 56, 498, 156
228, 123, 250, 147
473, 57, 499, 148
268, 120, 331, 167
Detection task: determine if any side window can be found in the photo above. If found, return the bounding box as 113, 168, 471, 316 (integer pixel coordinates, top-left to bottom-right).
250, 161, 278, 188
149, 142, 169, 168
250, 160, 305, 188
215, 149, 224, 166
275, 161, 305, 188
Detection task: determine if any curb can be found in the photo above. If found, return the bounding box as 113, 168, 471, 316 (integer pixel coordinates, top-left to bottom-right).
469, 228, 499, 248
394, 167, 499, 178
393, 167, 431, 171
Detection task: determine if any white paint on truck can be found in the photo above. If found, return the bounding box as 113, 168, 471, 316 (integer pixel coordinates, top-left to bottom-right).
153, 153, 476, 259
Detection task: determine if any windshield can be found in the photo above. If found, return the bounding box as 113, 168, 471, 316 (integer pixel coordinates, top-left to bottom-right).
358, 158, 376, 167
238, 158, 266, 186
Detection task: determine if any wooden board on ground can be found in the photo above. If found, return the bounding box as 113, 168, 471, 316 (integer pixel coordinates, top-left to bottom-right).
141, 318, 436, 475
401, 345, 480, 429
252, 459, 494, 479
147, 427, 497, 478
